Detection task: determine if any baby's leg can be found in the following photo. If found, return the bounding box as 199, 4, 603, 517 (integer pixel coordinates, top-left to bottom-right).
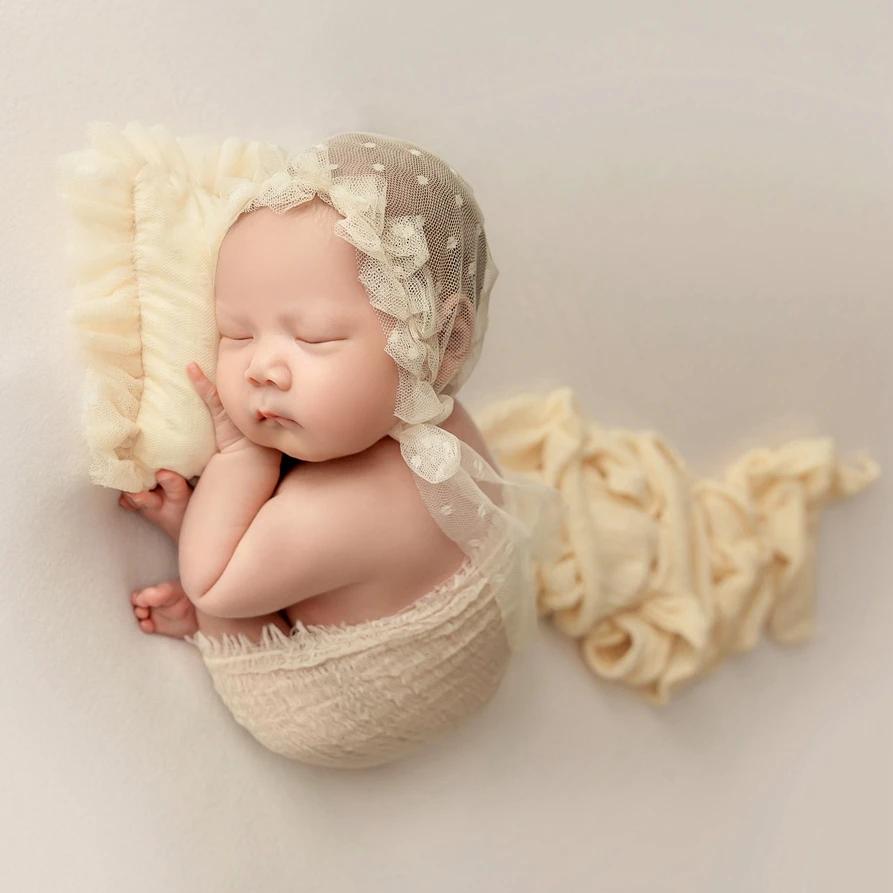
132, 579, 292, 642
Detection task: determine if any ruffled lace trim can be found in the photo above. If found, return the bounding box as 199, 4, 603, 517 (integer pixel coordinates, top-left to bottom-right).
56, 121, 260, 492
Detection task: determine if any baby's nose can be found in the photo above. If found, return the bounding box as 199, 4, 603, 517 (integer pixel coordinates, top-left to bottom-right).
246, 364, 290, 388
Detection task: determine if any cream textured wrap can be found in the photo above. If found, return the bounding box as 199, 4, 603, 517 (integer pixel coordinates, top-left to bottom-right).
188, 539, 517, 768
474, 389, 880, 704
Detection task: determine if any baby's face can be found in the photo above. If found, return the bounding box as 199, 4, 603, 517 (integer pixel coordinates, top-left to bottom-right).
213, 200, 400, 461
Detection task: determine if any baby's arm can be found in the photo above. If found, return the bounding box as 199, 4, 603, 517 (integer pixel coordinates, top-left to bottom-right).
180, 459, 369, 619
178, 445, 281, 603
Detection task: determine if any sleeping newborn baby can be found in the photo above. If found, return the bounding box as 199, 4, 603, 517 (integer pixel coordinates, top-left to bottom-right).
120, 134, 556, 768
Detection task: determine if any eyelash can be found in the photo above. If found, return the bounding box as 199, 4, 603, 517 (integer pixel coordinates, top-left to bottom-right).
227, 336, 339, 345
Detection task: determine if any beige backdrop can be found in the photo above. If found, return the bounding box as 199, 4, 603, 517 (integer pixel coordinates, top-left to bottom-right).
1, 1, 890, 891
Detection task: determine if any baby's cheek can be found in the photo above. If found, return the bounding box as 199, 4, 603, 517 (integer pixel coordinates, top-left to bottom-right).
354, 353, 398, 414
326, 357, 395, 437
332, 364, 376, 418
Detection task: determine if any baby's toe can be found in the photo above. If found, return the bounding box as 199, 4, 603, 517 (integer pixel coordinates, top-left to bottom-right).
133, 586, 163, 607
135, 586, 162, 607
138, 618, 156, 634
136, 582, 184, 608
129, 490, 163, 511
133, 605, 150, 620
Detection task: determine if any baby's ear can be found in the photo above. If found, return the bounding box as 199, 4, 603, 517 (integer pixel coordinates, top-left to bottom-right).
434, 293, 475, 392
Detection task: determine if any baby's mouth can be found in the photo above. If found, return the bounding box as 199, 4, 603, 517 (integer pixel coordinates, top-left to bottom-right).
257, 410, 293, 423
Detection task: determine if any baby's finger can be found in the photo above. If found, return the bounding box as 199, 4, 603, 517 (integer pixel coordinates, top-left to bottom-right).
187, 363, 223, 407
186, 362, 209, 393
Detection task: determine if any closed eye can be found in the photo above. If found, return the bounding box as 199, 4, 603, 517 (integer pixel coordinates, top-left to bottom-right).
220, 334, 347, 344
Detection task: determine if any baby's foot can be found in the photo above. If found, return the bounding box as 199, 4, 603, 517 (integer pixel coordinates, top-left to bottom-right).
131, 579, 198, 639
119, 470, 193, 544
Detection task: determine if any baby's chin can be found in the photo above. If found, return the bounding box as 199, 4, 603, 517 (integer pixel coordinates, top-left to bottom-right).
247, 424, 339, 463
282, 441, 366, 463
243, 414, 399, 462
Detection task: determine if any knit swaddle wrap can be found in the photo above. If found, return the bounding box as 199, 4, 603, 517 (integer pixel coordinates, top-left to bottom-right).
188, 538, 518, 768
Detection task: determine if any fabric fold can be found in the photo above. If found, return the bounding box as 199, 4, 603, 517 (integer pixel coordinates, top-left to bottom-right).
474, 388, 880, 703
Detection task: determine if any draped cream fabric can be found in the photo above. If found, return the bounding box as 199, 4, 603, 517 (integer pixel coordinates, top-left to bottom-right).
474, 388, 880, 703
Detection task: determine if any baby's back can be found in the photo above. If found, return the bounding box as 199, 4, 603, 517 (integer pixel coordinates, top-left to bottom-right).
278, 401, 498, 628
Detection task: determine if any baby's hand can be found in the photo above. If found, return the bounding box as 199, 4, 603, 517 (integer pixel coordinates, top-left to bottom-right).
187, 362, 255, 456
119, 470, 193, 545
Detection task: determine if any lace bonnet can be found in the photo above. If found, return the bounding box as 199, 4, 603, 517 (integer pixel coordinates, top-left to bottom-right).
211, 133, 558, 649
